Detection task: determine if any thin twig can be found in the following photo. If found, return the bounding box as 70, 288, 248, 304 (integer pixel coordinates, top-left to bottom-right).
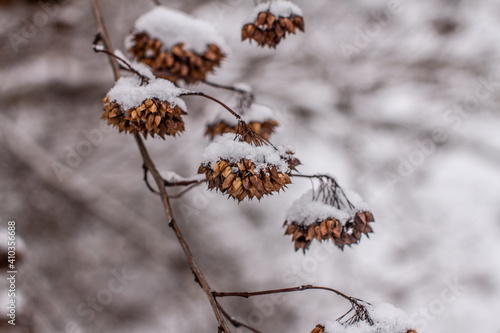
143, 165, 160, 195
204, 80, 253, 97
217, 302, 264, 333
90, 0, 119, 78
134, 136, 232, 333
90, 1, 231, 331
92, 37, 149, 84
214, 284, 374, 326
213, 284, 354, 303
290, 174, 356, 209
181, 92, 242, 120
164, 178, 206, 187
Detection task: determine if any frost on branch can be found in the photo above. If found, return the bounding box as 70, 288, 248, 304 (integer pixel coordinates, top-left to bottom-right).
242, 0, 305, 48
126, 6, 228, 83
284, 176, 374, 252
312, 303, 417, 333
198, 133, 300, 201
101, 76, 187, 138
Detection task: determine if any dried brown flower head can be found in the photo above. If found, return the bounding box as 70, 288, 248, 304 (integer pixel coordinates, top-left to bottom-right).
198, 134, 300, 201
206, 119, 279, 142
129, 33, 225, 84
206, 101, 279, 143
127, 7, 227, 83
242, 0, 305, 48
311, 325, 325, 333
101, 76, 187, 138
284, 176, 374, 252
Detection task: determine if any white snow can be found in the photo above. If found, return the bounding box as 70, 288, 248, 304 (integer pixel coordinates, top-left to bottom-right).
343, 189, 370, 213
131, 6, 229, 54
285, 185, 370, 224
161, 171, 205, 183
212, 103, 277, 126
114, 50, 156, 80
250, 0, 303, 22
323, 303, 415, 333
201, 133, 295, 172
233, 82, 253, 93
106, 76, 187, 111
285, 190, 351, 224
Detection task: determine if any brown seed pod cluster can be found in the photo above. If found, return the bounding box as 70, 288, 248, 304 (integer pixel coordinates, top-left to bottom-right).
128, 32, 225, 84
284, 176, 374, 252
284, 211, 374, 252
242, 6, 305, 48
205, 119, 279, 142
310, 325, 325, 333
102, 97, 186, 138
198, 154, 300, 202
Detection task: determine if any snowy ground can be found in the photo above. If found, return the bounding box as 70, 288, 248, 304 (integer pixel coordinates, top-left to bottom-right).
0, 0, 499, 332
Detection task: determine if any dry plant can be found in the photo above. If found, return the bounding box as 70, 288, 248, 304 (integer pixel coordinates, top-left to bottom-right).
89, 0, 417, 332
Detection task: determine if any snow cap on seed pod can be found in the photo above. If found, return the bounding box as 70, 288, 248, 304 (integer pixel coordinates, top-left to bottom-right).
242, 0, 304, 48
284, 177, 374, 253
101, 67, 188, 138
312, 303, 417, 333
126, 6, 228, 84
198, 133, 300, 202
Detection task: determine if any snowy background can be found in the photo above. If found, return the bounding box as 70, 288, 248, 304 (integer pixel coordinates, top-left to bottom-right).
1, 0, 500, 332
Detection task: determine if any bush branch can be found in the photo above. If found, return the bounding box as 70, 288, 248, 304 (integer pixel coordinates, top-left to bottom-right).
90, 1, 231, 331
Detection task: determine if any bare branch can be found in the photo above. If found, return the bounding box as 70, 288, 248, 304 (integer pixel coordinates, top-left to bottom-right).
90, 1, 231, 331
214, 284, 374, 327
90, 0, 120, 79
217, 302, 264, 333
181, 91, 242, 120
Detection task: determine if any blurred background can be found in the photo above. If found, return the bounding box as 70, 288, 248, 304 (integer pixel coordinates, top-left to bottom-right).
1, 0, 500, 332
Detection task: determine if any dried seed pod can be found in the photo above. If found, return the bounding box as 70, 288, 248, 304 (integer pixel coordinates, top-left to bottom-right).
101, 76, 187, 138
242, 0, 305, 48
310, 325, 325, 333
198, 134, 300, 202
283, 177, 374, 253
205, 119, 279, 142
205, 103, 279, 142
127, 7, 227, 83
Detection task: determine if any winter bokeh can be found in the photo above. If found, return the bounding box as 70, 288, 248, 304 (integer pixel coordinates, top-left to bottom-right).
1, 0, 499, 332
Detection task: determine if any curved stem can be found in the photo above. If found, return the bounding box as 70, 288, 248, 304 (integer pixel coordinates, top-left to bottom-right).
181, 92, 242, 120
92, 43, 149, 84
214, 284, 374, 326
213, 284, 355, 303
90, 1, 231, 331
90, 0, 120, 79
135, 130, 232, 333
290, 174, 355, 209
143, 164, 160, 195
164, 179, 206, 187
217, 302, 263, 333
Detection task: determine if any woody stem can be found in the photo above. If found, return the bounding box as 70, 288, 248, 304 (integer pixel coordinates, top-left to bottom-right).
181, 92, 242, 120
90, 1, 231, 331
